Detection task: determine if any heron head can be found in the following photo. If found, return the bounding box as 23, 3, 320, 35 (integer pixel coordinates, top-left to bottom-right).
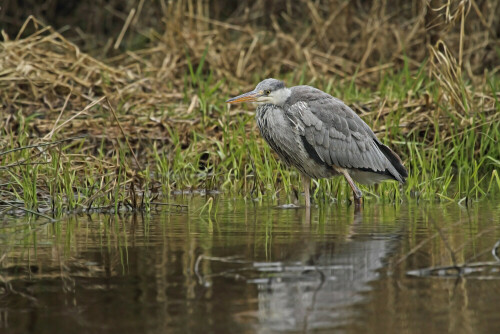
226, 78, 290, 106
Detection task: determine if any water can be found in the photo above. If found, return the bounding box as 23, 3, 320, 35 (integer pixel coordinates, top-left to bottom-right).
1, 198, 499, 333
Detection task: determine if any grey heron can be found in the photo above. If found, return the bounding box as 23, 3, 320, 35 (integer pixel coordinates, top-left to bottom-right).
226, 78, 407, 207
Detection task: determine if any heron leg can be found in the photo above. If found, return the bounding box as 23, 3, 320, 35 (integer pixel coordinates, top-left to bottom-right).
302, 175, 311, 208
335, 167, 363, 206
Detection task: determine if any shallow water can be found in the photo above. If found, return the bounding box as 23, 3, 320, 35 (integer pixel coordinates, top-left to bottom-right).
1, 198, 499, 334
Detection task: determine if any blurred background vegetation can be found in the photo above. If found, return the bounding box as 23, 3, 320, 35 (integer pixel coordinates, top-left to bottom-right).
0, 0, 499, 213
2, 0, 498, 72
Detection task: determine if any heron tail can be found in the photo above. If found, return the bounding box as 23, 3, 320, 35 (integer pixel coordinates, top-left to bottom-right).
377, 143, 408, 183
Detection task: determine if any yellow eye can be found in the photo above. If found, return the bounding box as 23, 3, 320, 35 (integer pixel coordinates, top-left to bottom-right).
265, 90, 271, 95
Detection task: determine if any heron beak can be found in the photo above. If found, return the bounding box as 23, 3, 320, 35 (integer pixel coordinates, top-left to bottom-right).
225, 90, 262, 104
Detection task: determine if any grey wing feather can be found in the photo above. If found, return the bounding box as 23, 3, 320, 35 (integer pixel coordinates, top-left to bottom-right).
285, 87, 407, 182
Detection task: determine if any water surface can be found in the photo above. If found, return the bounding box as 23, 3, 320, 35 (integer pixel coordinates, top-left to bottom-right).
1, 198, 499, 333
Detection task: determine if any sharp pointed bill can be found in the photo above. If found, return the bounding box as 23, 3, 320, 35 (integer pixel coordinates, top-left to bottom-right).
226, 90, 262, 104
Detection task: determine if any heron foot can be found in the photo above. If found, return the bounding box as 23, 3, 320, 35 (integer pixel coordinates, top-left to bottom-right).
335, 167, 363, 206
353, 188, 363, 203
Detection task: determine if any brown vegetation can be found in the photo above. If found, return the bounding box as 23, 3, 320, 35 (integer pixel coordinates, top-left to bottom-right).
1, 1, 498, 145
0, 1, 499, 210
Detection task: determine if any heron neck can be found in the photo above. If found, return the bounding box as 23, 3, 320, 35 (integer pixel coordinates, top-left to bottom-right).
272, 87, 292, 106
256, 104, 277, 121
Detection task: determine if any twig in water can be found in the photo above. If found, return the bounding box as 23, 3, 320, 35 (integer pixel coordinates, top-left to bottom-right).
394, 218, 467, 267
432, 218, 458, 268
194, 255, 251, 286
150, 202, 188, 208
0, 200, 56, 222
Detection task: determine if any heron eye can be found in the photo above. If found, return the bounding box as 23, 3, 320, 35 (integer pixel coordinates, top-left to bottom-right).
265, 90, 271, 95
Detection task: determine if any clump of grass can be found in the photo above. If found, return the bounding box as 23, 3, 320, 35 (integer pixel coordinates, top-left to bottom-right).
0, 2, 499, 216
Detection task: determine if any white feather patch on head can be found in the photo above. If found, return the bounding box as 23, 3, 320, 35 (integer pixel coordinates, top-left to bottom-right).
268, 87, 291, 106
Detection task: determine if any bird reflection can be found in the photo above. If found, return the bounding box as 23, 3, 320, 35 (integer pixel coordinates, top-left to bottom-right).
301, 201, 363, 227
243, 205, 390, 332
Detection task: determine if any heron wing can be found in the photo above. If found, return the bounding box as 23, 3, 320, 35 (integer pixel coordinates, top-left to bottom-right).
285, 89, 406, 182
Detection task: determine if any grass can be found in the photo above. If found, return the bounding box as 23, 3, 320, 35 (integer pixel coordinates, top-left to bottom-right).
1, 67, 497, 215
0, 2, 499, 216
